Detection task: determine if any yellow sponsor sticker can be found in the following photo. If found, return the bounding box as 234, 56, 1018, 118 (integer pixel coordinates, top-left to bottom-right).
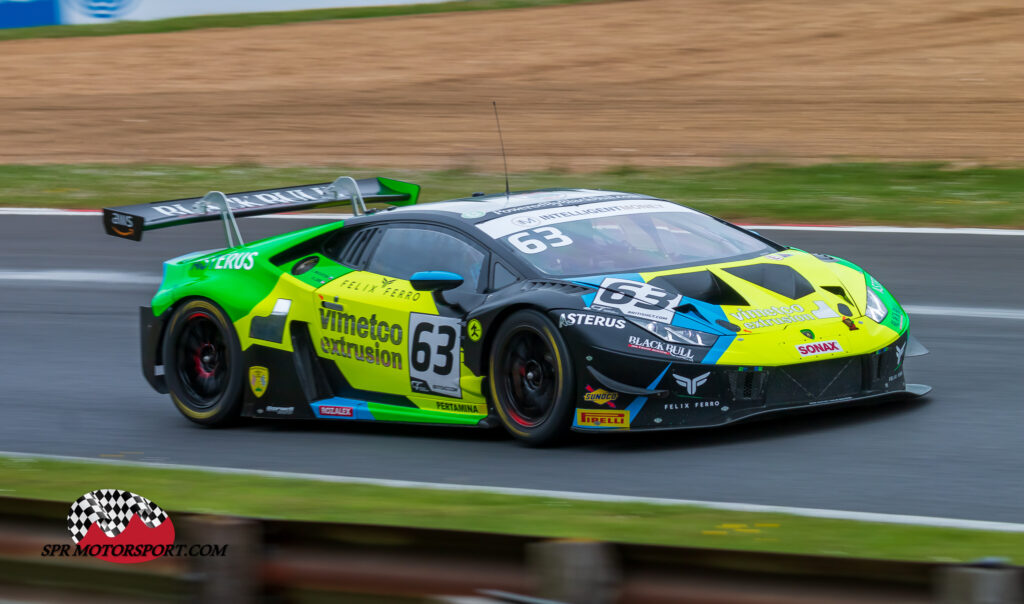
576, 409, 630, 428
249, 366, 269, 398
583, 388, 619, 405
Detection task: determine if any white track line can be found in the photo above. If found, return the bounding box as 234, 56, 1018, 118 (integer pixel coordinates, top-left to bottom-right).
905, 305, 1024, 321
0, 270, 162, 284
0, 208, 99, 216
2, 270, 1023, 320
745, 225, 1024, 236
1, 450, 1021, 533
1, 207, 1022, 235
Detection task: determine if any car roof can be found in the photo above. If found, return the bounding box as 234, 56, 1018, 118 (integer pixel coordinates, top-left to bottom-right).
359, 188, 666, 226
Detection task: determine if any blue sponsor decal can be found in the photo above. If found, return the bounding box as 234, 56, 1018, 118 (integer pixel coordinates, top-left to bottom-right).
671, 297, 730, 333
700, 334, 733, 365
576, 274, 734, 339
0, 0, 59, 29
622, 364, 672, 423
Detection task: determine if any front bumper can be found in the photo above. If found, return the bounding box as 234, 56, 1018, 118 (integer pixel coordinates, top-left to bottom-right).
572, 332, 925, 431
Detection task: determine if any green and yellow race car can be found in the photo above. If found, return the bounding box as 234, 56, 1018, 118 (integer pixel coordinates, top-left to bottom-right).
103, 176, 929, 445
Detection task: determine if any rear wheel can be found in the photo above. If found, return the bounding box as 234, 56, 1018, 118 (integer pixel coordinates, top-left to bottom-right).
162, 299, 243, 427
489, 310, 575, 446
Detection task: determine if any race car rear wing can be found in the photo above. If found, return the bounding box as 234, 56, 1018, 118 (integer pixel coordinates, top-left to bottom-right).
102, 176, 420, 243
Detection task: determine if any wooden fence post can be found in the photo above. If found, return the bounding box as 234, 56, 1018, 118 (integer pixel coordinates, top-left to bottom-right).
183, 515, 261, 604
936, 559, 1023, 604
528, 540, 619, 604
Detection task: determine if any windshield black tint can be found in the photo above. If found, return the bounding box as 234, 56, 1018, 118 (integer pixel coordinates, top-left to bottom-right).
476, 201, 774, 276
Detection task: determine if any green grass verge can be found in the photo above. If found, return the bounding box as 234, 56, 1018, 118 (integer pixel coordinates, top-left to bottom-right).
2, 162, 1023, 227
1, 456, 1020, 562
0, 0, 607, 42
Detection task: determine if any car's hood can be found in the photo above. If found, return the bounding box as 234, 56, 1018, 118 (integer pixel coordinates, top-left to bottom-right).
570, 249, 905, 365
663, 250, 870, 335
574, 250, 866, 333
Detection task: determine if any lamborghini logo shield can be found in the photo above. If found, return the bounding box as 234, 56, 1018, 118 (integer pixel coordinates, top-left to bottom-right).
801, 329, 815, 339
249, 366, 269, 398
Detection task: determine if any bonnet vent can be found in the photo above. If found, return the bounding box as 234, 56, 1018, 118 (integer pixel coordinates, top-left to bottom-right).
723, 264, 815, 300
647, 271, 748, 306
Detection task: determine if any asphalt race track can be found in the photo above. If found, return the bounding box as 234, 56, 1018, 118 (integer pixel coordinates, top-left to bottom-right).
1, 214, 1022, 522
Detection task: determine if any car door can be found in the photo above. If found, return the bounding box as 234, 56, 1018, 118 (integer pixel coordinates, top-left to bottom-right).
313, 223, 490, 408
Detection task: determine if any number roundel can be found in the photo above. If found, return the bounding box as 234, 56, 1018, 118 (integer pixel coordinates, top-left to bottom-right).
408, 313, 462, 398
593, 278, 682, 324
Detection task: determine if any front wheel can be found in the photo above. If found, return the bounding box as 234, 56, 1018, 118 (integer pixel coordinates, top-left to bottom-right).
161, 299, 244, 427
489, 309, 575, 446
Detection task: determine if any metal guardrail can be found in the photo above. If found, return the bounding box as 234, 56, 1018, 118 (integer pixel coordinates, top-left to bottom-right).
0, 496, 1019, 603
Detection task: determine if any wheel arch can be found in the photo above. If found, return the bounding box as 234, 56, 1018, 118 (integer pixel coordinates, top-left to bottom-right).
484, 305, 577, 446
153, 294, 228, 363
473, 302, 553, 381
160, 296, 247, 426
145, 295, 236, 393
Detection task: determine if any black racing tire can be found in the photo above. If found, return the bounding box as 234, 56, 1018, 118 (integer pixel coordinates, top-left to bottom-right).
488, 309, 575, 447
161, 299, 244, 427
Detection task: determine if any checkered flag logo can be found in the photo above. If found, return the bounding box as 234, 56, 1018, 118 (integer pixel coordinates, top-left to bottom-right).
67, 489, 170, 544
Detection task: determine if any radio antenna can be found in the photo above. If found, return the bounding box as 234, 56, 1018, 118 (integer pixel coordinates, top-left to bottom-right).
492, 101, 511, 200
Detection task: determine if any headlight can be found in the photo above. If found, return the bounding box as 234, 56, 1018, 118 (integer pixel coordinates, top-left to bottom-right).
865, 289, 889, 323
630, 320, 718, 347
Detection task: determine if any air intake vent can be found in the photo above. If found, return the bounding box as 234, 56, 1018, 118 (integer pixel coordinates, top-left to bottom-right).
647, 271, 748, 306
728, 369, 767, 402
724, 264, 815, 300
764, 357, 862, 407
521, 280, 594, 294
341, 229, 376, 267
821, 285, 853, 306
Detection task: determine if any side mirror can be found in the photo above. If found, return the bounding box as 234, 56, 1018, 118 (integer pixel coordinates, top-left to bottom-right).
410, 271, 464, 292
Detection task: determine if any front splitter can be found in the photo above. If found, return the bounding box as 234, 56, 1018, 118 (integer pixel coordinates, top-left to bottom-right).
571, 384, 931, 433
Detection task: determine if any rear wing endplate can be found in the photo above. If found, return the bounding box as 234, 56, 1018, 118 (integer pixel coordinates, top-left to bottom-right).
102, 176, 419, 243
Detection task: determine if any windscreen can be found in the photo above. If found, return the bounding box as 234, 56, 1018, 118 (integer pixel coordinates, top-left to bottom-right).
475, 199, 776, 276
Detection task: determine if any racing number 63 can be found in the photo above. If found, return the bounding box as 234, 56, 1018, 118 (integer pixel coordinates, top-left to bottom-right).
412, 322, 456, 375
507, 227, 573, 254
408, 314, 463, 398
